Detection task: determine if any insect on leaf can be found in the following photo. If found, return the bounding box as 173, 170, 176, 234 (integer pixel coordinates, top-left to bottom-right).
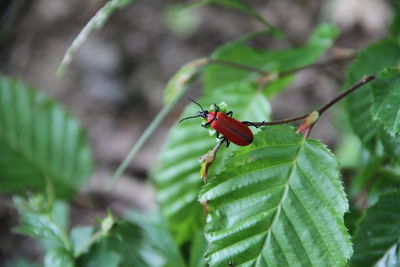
200, 125, 352, 266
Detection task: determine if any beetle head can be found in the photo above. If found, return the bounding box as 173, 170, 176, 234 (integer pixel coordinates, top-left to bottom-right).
179, 97, 209, 123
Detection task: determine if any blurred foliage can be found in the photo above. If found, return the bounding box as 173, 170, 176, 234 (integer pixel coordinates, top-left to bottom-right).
351, 191, 400, 267
3, 0, 400, 266
0, 75, 92, 199
164, 5, 201, 37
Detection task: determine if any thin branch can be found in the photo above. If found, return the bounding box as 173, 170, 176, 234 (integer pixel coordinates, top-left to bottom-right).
317, 75, 375, 115
246, 114, 310, 127
247, 75, 376, 127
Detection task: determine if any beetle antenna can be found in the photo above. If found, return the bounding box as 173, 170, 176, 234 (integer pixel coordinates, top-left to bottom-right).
187, 97, 205, 111
179, 115, 201, 123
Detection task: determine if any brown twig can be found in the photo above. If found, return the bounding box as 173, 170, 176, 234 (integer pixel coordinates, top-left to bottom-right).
317, 75, 375, 115
247, 75, 376, 127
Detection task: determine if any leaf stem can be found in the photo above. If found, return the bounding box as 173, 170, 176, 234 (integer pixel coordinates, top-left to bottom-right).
108, 80, 191, 188
247, 75, 376, 127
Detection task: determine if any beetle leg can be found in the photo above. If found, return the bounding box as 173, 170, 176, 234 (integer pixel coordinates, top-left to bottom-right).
216, 131, 220, 139
211, 104, 219, 122
242, 121, 263, 128
202, 122, 211, 127
226, 111, 233, 117
224, 138, 231, 147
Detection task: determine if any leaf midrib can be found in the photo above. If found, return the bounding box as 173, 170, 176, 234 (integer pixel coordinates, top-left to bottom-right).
254, 136, 306, 266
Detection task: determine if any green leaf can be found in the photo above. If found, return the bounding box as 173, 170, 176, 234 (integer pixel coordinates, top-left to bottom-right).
0, 75, 92, 198
76, 223, 143, 267
44, 248, 74, 267
58, 0, 134, 74
370, 67, 400, 136
189, 231, 208, 267
164, 58, 209, 104
126, 211, 185, 267
263, 74, 294, 98
151, 82, 270, 245
70, 226, 94, 256
351, 191, 400, 267
79, 249, 121, 267
204, 23, 338, 91
344, 205, 362, 237
13, 195, 72, 251
343, 39, 400, 149
378, 126, 400, 160
369, 167, 400, 204
40, 201, 70, 252
199, 125, 352, 266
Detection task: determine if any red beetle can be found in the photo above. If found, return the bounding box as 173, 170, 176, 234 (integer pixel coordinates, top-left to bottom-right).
179, 98, 254, 146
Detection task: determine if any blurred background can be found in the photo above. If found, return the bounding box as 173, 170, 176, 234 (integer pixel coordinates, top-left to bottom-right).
0, 0, 393, 264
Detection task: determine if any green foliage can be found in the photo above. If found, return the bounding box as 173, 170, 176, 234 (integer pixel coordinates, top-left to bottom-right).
0, 75, 92, 198
70, 226, 94, 256
8, 1, 400, 266
188, 231, 208, 267
76, 223, 142, 267
152, 83, 270, 245
13, 195, 72, 250
351, 191, 400, 267
44, 248, 74, 267
371, 67, 400, 136
126, 211, 186, 267
199, 125, 352, 266
343, 39, 400, 150
204, 23, 338, 91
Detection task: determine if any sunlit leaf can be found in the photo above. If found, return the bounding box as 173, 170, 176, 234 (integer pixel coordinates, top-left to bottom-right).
0, 75, 92, 198
200, 125, 352, 266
